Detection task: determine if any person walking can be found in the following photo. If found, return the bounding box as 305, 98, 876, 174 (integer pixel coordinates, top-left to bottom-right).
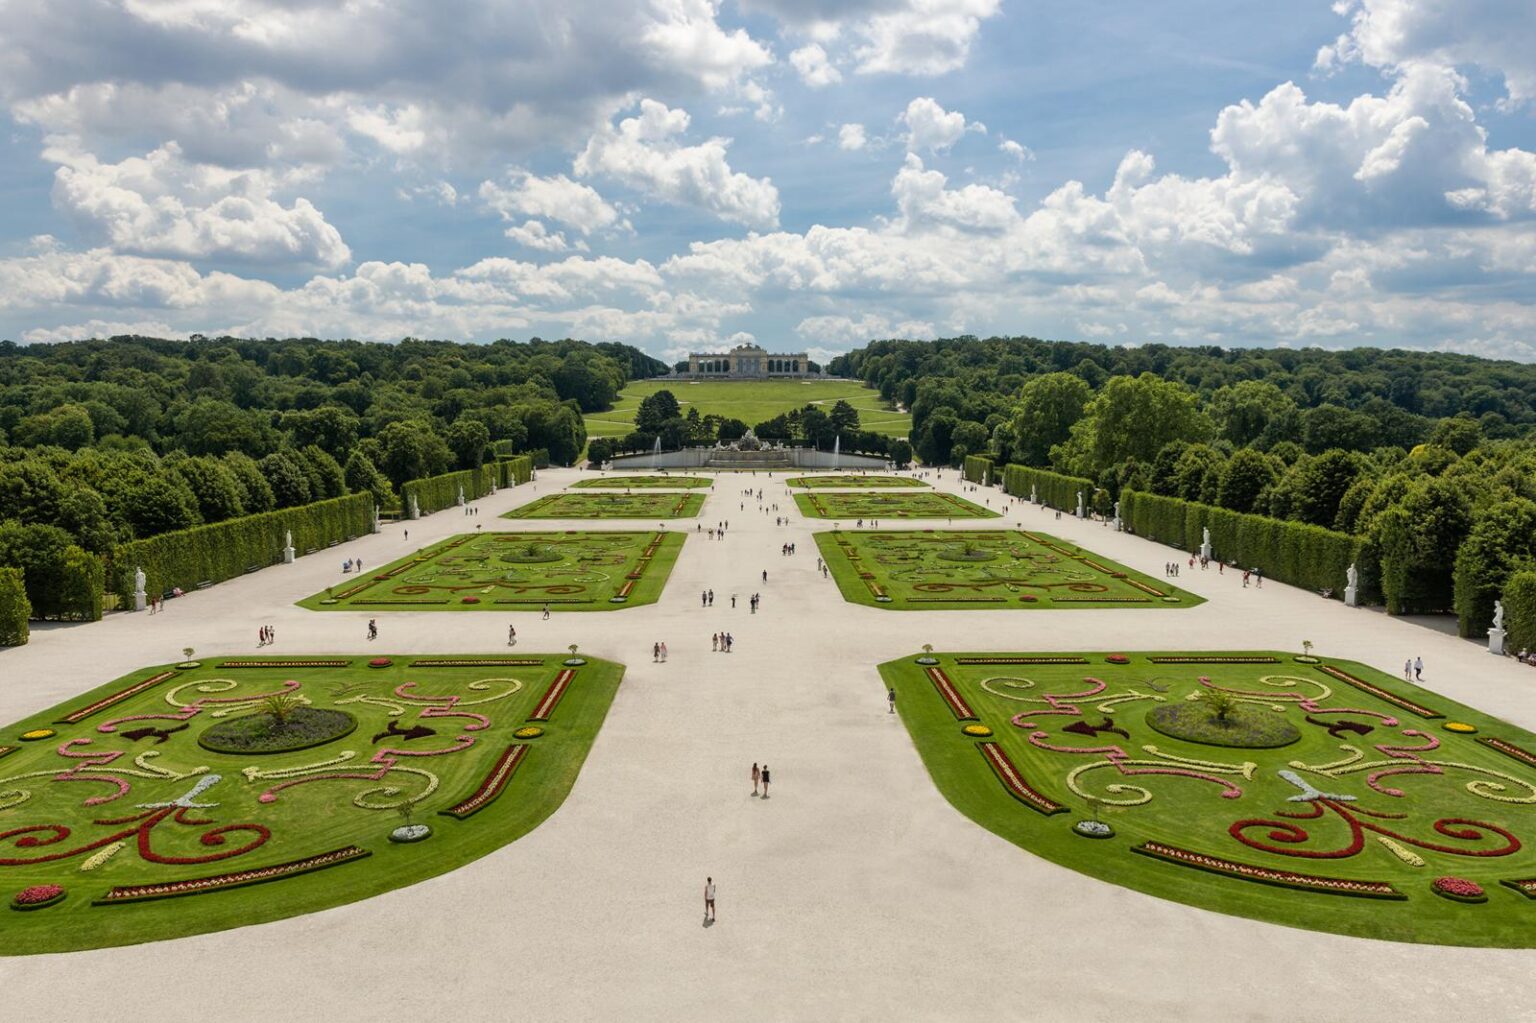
760, 764, 770, 798
1403, 658, 1413, 681
704, 878, 716, 922
542, 604, 551, 620
712, 633, 719, 652
653, 641, 660, 662
752, 762, 761, 796
508, 625, 517, 646
659, 641, 668, 662
888, 687, 896, 714
1414, 656, 1424, 680
367, 619, 377, 641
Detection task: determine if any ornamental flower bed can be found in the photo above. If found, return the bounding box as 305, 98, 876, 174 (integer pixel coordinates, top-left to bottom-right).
1105, 654, 1130, 664
1132, 842, 1405, 899
461, 596, 481, 604
96, 847, 371, 904
1317, 664, 1443, 719
54, 670, 178, 724
1431, 876, 1487, 903
1479, 737, 1536, 770
440, 744, 530, 819
368, 657, 393, 668
11, 884, 65, 910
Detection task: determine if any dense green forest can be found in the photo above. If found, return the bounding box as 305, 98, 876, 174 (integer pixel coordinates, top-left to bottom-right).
0, 335, 665, 629
831, 336, 1536, 643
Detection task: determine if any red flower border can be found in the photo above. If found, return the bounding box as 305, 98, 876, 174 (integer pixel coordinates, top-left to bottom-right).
95, 846, 370, 904
55, 670, 178, 725
1147, 656, 1280, 664
1316, 664, 1443, 719
926, 666, 978, 720
1479, 737, 1536, 770
977, 742, 1066, 816
440, 744, 530, 819
1132, 841, 1405, 899
219, 660, 352, 668
955, 656, 1088, 665
528, 669, 577, 721
411, 658, 545, 668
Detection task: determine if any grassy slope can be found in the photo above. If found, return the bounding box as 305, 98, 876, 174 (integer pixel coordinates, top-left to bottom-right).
505, 493, 705, 519
814, 529, 1203, 611
296, 531, 686, 612
584, 379, 911, 439
0, 655, 624, 954
793, 491, 999, 520
881, 651, 1536, 947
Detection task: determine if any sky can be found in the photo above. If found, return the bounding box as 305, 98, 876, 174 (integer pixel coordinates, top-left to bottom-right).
0, 0, 1533, 364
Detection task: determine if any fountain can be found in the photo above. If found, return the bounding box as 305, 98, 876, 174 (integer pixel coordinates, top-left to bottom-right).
651, 434, 663, 469
832, 434, 840, 469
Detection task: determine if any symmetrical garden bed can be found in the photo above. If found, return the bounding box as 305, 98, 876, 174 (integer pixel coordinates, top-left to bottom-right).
298, 531, 684, 611
785, 475, 929, 489
880, 650, 1536, 946
0, 655, 624, 953
794, 491, 997, 519
570, 475, 711, 489
505, 492, 704, 519
816, 530, 1202, 610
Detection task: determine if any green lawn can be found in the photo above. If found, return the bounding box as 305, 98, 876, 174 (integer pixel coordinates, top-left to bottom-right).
786, 475, 928, 489
881, 650, 1536, 947
506, 492, 705, 519
298, 531, 684, 611
584, 378, 910, 439
571, 475, 713, 489
794, 491, 998, 520
0, 654, 623, 954
815, 529, 1202, 609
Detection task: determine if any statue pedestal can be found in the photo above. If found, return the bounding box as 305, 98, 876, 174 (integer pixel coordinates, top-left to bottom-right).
133, 591, 147, 612
1489, 628, 1506, 656
1200, 541, 1212, 561
1344, 585, 1359, 608
282, 546, 296, 564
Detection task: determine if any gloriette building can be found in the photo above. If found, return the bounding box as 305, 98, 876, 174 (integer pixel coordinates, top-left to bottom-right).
685, 342, 814, 379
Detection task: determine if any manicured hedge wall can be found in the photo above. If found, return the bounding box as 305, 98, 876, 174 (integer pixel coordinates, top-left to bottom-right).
1503, 571, 1536, 654
499, 455, 535, 486
1002, 464, 1094, 512
963, 455, 994, 485
108, 493, 373, 604
0, 567, 29, 646
1120, 490, 1371, 601
401, 467, 494, 517
61, 546, 104, 622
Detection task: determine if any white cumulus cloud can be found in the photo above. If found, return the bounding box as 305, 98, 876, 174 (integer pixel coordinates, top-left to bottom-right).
900, 97, 984, 154
574, 99, 780, 229
838, 123, 868, 151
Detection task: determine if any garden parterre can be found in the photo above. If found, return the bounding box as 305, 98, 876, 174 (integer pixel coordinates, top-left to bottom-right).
0, 655, 623, 953
785, 475, 929, 489
505, 492, 705, 519
814, 529, 1202, 610
880, 651, 1536, 947
297, 531, 685, 611
570, 475, 713, 489
794, 491, 996, 520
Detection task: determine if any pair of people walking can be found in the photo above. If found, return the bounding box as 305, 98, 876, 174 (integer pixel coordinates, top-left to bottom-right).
652, 641, 669, 662
751, 762, 771, 798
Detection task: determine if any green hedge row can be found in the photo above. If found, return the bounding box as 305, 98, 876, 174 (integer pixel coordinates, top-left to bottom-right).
1002, 464, 1095, 512
500, 455, 535, 486
963, 455, 994, 485
108, 493, 373, 604
0, 567, 29, 646
1120, 490, 1373, 601
1502, 571, 1536, 653
401, 467, 495, 517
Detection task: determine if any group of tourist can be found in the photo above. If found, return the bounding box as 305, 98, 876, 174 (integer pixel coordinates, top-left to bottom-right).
712, 632, 734, 652
341, 557, 364, 574
779, 543, 797, 556
1403, 656, 1425, 681
256, 624, 276, 646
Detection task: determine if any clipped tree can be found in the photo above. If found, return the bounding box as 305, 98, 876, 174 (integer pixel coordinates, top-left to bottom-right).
0, 567, 29, 645
1375, 477, 1472, 615
1502, 571, 1536, 654
1452, 499, 1536, 637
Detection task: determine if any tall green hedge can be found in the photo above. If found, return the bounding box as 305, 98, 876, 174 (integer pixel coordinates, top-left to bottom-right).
400, 467, 495, 517
0, 567, 29, 646
963, 455, 994, 485
108, 493, 372, 604
1120, 490, 1370, 601
499, 455, 535, 486
61, 546, 104, 622
1502, 571, 1536, 654
1002, 464, 1095, 512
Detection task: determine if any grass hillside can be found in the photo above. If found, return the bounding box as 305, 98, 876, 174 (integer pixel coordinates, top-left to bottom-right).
584, 378, 910, 439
